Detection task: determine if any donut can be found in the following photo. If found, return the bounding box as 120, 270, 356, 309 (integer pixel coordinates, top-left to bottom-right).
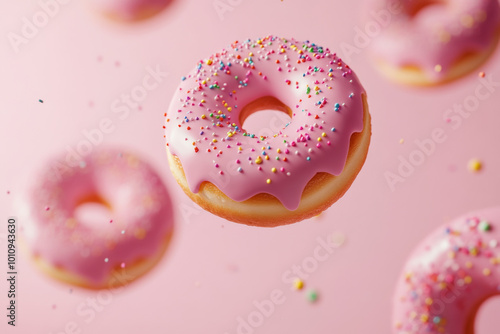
86, 0, 171, 22
164, 36, 371, 227
19, 148, 174, 289
393, 207, 500, 333
370, 0, 500, 85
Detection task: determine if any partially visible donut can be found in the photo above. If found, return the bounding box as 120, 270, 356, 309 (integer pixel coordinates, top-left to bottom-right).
165, 36, 371, 227
393, 207, 500, 333
370, 0, 500, 85
86, 0, 171, 22
19, 148, 174, 289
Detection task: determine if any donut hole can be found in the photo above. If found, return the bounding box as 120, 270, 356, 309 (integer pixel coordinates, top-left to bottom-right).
473, 295, 500, 333
407, 0, 445, 17
239, 96, 292, 138
74, 194, 114, 229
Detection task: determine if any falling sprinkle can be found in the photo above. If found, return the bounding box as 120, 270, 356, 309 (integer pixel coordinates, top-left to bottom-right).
307, 290, 318, 302
293, 278, 304, 290
329, 231, 346, 247
467, 159, 482, 172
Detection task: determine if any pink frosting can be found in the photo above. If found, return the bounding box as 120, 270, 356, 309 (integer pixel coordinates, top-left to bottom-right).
370, 0, 500, 79
21, 148, 173, 286
393, 207, 500, 333
87, 0, 171, 21
165, 36, 367, 210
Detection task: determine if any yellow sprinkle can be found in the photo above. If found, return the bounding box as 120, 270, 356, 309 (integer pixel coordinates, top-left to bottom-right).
293, 278, 304, 290
206, 59, 213, 65
470, 247, 478, 256
425, 297, 433, 306
314, 86, 320, 91
249, 52, 254, 57
227, 132, 233, 137
421, 314, 429, 323
266, 179, 271, 184
280, 48, 285, 53
434, 64, 442, 72
464, 276, 472, 284
328, 72, 333, 77
212, 139, 217, 143
238, 147, 243, 151
201, 99, 206, 103
483, 268, 491, 276
277, 148, 281, 153
468, 159, 482, 172
399, 138, 404, 144
255, 156, 263, 164
271, 167, 277, 173
244, 58, 249, 63
201, 114, 206, 119
227, 107, 232, 112
265, 155, 270, 160
201, 80, 207, 85
317, 137, 322, 142
321, 132, 327, 137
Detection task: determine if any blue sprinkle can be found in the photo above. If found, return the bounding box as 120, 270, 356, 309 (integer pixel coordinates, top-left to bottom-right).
200, 131, 204, 135
306, 157, 311, 161
331, 127, 336, 132
181, 76, 186, 81
238, 167, 243, 173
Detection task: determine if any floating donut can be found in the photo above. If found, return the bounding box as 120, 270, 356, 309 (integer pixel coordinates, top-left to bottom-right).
370, 0, 500, 85
86, 0, 171, 22
165, 36, 371, 227
19, 148, 174, 289
393, 207, 500, 333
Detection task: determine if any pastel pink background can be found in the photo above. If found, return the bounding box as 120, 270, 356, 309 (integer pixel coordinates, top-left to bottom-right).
1, 1, 500, 333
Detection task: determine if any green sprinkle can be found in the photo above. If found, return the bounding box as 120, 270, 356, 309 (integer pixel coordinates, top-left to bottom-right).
478, 221, 491, 232
306, 87, 311, 94
307, 290, 318, 302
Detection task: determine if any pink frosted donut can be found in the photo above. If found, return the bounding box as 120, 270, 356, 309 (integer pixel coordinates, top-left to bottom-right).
20, 148, 174, 289
370, 0, 500, 85
165, 36, 371, 227
86, 0, 171, 22
393, 207, 500, 333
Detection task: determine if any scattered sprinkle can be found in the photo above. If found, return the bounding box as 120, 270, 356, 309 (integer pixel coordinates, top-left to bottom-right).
307, 290, 318, 302
467, 159, 482, 172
